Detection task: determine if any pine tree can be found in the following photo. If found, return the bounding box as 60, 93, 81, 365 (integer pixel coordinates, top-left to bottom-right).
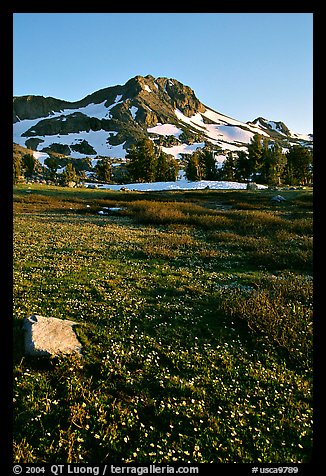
13, 155, 22, 184
264, 142, 286, 185
235, 151, 251, 182
126, 139, 179, 183
166, 156, 179, 181
283, 145, 313, 185
184, 151, 203, 181
44, 156, 60, 182
155, 152, 170, 182
184, 149, 221, 181
220, 152, 236, 181
94, 158, 112, 183
61, 163, 78, 186
22, 153, 37, 178
259, 137, 271, 183
202, 149, 218, 180
247, 134, 263, 181
126, 138, 158, 183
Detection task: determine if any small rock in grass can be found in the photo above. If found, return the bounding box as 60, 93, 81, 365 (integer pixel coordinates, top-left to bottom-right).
270, 195, 286, 202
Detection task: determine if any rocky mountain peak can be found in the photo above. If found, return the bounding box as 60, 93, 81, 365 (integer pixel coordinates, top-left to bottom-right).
13, 75, 313, 160
250, 117, 291, 137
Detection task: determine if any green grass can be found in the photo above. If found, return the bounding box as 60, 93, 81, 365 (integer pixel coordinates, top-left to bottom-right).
13, 184, 313, 463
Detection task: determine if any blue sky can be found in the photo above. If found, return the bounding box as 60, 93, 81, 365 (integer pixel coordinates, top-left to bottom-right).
13, 13, 313, 134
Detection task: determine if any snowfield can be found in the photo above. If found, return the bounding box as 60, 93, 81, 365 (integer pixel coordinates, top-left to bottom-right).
85, 178, 268, 192
173, 108, 263, 152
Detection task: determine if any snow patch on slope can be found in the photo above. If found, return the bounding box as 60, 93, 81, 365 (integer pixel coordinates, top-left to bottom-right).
32, 151, 50, 165
129, 106, 138, 120
174, 108, 267, 152
148, 123, 183, 138
13, 96, 125, 145
290, 131, 313, 141
161, 142, 206, 159
202, 108, 269, 136
19, 129, 126, 159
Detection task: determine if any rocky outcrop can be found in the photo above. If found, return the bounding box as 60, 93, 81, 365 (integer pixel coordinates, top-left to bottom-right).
250, 117, 291, 137
161, 77, 205, 117
70, 140, 96, 155
270, 195, 286, 202
22, 113, 111, 137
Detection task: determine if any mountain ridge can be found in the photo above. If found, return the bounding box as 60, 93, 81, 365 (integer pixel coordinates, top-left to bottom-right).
13, 75, 313, 160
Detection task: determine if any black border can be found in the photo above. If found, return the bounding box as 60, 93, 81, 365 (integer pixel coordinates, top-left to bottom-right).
4, 3, 321, 474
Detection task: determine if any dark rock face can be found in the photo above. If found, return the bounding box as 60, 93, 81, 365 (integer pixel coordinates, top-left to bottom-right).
70, 140, 96, 155
251, 117, 291, 136
22, 113, 108, 137
162, 78, 205, 117
25, 137, 44, 150
42, 143, 72, 156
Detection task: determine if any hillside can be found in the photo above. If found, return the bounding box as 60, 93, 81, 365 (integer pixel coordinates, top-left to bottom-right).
13, 142, 36, 160
13, 75, 313, 161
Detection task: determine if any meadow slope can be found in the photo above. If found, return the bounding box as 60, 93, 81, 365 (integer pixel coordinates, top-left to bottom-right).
13, 184, 313, 464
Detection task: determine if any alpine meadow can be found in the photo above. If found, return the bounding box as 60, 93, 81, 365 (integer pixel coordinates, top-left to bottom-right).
13, 183, 313, 463
13, 66, 313, 465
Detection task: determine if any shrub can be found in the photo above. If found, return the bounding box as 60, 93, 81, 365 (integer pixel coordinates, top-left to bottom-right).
218, 273, 313, 369
228, 210, 286, 235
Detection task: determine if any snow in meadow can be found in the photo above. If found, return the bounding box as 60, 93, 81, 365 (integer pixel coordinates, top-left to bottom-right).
86, 177, 267, 192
